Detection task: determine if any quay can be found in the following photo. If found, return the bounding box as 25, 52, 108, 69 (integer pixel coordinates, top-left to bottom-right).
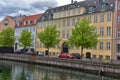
0, 53, 120, 79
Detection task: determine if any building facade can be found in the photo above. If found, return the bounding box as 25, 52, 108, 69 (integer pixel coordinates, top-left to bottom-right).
14, 14, 42, 51
0, 16, 16, 32
36, 0, 120, 60
0, 15, 25, 31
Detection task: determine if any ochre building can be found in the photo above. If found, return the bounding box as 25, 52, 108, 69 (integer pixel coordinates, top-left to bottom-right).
36, 0, 120, 60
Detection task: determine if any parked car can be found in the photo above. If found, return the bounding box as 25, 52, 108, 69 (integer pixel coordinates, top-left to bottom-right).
58, 53, 75, 59
36, 52, 44, 56
14, 49, 23, 54
71, 53, 81, 59
24, 49, 34, 55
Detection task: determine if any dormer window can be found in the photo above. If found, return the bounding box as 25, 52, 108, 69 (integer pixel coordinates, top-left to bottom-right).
101, 3, 108, 11
24, 21, 26, 25
99, 0, 106, 3
70, 4, 76, 9
88, 6, 96, 13
34, 20, 37, 24
17, 22, 20, 26
28, 21, 30, 25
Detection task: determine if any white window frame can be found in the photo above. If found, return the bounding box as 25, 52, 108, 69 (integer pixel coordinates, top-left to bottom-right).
100, 14, 104, 22
99, 42, 103, 50
100, 27, 104, 36
107, 13, 111, 22
106, 42, 110, 50
107, 26, 111, 36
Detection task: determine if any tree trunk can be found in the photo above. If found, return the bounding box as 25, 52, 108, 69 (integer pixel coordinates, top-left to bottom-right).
81, 47, 83, 60
48, 48, 49, 57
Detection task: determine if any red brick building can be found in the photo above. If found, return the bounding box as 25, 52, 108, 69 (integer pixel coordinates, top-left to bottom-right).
0, 16, 16, 31
0, 15, 25, 32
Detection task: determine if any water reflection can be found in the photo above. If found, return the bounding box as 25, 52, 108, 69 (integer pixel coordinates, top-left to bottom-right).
0, 60, 118, 80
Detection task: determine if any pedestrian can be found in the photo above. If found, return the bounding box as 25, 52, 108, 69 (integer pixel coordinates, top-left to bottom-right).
98, 67, 104, 77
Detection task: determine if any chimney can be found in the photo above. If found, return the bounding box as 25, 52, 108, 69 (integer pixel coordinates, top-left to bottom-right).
71, 0, 74, 4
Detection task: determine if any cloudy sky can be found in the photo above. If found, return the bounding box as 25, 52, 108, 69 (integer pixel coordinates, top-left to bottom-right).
0, 0, 84, 21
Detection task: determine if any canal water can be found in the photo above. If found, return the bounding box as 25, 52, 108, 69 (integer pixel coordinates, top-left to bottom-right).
0, 60, 119, 80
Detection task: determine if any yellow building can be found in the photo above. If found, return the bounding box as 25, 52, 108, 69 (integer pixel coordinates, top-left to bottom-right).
36, 0, 120, 60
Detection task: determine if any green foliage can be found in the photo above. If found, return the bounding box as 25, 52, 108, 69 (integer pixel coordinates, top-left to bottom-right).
38, 25, 60, 50
0, 27, 15, 47
18, 29, 33, 48
68, 18, 98, 52
0, 65, 11, 80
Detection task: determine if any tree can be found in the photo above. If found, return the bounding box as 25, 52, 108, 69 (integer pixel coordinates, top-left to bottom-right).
18, 29, 33, 48
0, 27, 15, 47
38, 25, 60, 56
68, 18, 98, 59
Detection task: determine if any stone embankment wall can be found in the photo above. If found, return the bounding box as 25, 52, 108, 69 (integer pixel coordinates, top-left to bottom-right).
0, 54, 120, 79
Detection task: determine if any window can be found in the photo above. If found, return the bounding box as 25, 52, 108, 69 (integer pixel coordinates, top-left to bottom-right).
73, 9, 76, 15
17, 22, 20, 26
107, 13, 111, 22
66, 29, 70, 39
117, 44, 120, 52
48, 15, 52, 20
58, 31, 60, 38
94, 15, 97, 23
88, 6, 96, 13
62, 30, 65, 38
92, 55, 96, 59
63, 19, 66, 27
88, 16, 92, 23
100, 14, 104, 22
118, 2, 120, 10
34, 20, 37, 24
58, 20, 61, 27
99, 55, 103, 59
101, 3, 108, 11
28, 21, 30, 25
4, 19, 9, 25
64, 11, 66, 16
24, 21, 26, 25
117, 30, 120, 38
118, 16, 120, 24
94, 28, 97, 34
106, 56, 110, 60
78, 8, 81, 14
92, 46, 96, 50
72, 18, 75, 26
77, 17, 80, 23
59, 12, 61, 17
99, 42, 103, 50
67, 18, 70, 27
107, 26, 111, 36
68, 10, 70, 15
41, 23, 43, 28
100, 27, 104, 36
106, 42, 110, 50
99, 0, 106, 3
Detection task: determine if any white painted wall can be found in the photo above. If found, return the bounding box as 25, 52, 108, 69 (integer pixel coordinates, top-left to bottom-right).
14, 26, 36, 51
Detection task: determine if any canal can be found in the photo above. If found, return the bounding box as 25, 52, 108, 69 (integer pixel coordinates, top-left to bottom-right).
0, 60, 118, 80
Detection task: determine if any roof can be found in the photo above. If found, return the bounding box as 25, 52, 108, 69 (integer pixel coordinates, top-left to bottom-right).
38, 0, 115, 22
18, 13, 42, 27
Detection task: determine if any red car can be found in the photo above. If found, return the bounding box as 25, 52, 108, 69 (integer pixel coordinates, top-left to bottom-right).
58, 53, 74, 59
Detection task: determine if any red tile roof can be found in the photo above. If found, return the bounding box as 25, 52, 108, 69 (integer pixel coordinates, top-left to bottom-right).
19, 13, 42, 27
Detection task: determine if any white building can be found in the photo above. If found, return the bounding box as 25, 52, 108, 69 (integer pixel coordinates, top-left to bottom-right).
14, 14, 42, 51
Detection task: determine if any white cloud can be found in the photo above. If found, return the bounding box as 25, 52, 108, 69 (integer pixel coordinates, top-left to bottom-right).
0, 0, 85, 21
